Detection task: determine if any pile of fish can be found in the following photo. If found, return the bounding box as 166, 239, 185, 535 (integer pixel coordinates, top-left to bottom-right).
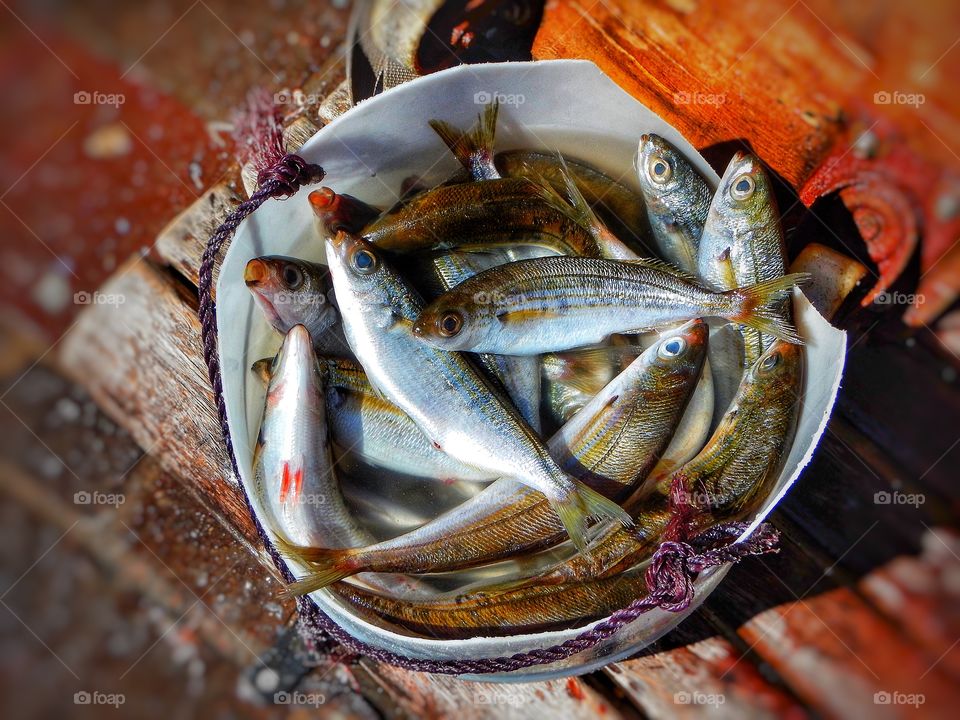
245, 102, 807, 640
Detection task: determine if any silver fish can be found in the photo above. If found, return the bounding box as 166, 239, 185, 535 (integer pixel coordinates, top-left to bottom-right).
431, 250, 542, 431
253, 325, 366, 548
324, 231, 632, 552
412, 255, 806, 355
635, 133, 713, 275
698, 152, 790, 364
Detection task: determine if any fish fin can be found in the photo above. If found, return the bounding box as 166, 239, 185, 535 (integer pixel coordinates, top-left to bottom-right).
251, 357, 273, 385
620, 256, 701, 284
428, 100, 499, 180
529, 156, 602, 233
727, 273, 810, 344
544, 346, 638, 394
717, 247, 738, 290
552, 483, 633, 553
274, 538, 358, 597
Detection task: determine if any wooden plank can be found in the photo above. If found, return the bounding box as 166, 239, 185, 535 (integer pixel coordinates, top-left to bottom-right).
55, 257, 263, 551
356, 664, 625, 720
533, 0, 959, 183
605, 637, 808, 719
858, 527, 960, 680
705, 533, 960, 718
153, 178, 242, 292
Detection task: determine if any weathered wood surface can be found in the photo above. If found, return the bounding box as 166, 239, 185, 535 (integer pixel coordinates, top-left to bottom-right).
4, 0, 960, 717
50, 244, 960, 718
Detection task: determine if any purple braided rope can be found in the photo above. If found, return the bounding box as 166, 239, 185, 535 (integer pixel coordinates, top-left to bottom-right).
197, 150, 781, 676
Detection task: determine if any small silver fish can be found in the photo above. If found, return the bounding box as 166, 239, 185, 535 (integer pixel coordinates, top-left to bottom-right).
412, 256, 806, 355
253, 325, 366, 548
635, 133, 713, 275
324, 231, 632, 552
698, 152, 790, 364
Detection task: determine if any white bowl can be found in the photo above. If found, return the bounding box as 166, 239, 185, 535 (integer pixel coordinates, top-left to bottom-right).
216, 60, 846, 680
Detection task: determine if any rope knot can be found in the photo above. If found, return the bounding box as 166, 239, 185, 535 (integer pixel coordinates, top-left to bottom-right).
644, 540, 695, 612
257, 154, 326, 197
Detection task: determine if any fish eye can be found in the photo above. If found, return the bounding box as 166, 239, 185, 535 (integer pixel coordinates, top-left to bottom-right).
730, 173, 755, 200
759, 351, 781, 373
352, 248, 378, 274
658, 337, 686, 358
647, 154, 673, 184
437, 311, 463, 337
282, 263, 304, 290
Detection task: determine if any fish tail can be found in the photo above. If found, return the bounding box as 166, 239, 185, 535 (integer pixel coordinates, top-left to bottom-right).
274, 537, 358, 597
727, 273, 809, 344
428, 100, 499, 179
552, 482, 633, 553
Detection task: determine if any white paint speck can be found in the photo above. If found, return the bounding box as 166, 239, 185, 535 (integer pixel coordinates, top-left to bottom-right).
33, 270, 71, 314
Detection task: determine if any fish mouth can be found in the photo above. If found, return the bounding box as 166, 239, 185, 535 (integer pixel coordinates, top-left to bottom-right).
410, 320, 426, 336
328, 230, 351, 251
244, 258, 268, 286
309, 187, 337, 214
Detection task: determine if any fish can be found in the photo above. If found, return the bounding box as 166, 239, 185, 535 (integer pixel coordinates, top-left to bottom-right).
698, 152, 790, 364
329, 568, 650, 638
496, 150, 652, 254
244, 255, 352, 358
430, 249, 542, 430
308, 187, 381, 236
411, 255, 807, 355
323, 230, 633, 551
319, 356, 497, 483
635, 133, 713, 275
253, 325, 368, 548
672, 338, 803, 519
468, 336, 804, 592
362, 177, 606, 257
428, 104, 651, 259
277, 320, 706, 597
429, 100, 501, 181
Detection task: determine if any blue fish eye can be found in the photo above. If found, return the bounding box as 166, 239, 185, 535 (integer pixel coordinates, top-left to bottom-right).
659, 337, 686, 358
353, 249, 377, 273
647, 154, 673, 184
730, 173, 756, 200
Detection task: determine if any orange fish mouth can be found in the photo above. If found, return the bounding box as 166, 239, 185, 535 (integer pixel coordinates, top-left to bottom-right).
244, 258, 269, 286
